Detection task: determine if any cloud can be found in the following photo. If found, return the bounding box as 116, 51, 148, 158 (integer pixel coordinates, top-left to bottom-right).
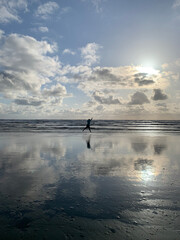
91, 0, 103, 13
63, 48, 75, 55
82, 0, 104, 13
60, 7, 71, 15
152, 89, 168, 101
0, 29, 175, 118
13, 83, 68, 107
0, 29, 4, 38
172, 0, 180, 8
0, 0, 28, 23
94, 68, 123, 83
35, 1, 59, 19
42, 84, 67, 98
134, 73, 155, 86
72, 64, 168, 96
128, 92, 150, 105
14, 98, 44, 106
0, 32, 71, 114
80, 42, 102, 66
65, 64, 170, 117
56, 59, 172, 117
0, 33, 60, 93
93, 91, 121, 105
0, 71, 31, 93
39, 26, 49, 33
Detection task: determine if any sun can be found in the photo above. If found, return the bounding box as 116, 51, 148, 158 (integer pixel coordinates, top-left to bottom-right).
137, 65, 159, 75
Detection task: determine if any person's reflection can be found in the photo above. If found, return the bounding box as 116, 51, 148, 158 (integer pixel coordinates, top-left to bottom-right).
86, 134, 91, 149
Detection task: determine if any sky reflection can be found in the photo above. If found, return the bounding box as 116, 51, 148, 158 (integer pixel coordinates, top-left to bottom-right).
0, 132, 179, 220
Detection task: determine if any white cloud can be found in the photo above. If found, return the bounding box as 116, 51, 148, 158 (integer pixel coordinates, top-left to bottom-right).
0, 34, 59, 88
0, 0, 28, 23
42, 83, 67, 97
91, 0, 103, 13
172, 0, 180, 8
35, 1, 59, 19
0, 30, 177, 118
56, 61, 173, 117
39, 26, 49, 33
0, 29, 4, 38
13, 83, 68, 108
63, 48, 75, 55
80, 42, 102, 66
60, 7, 71, 15
60, 64, 91, 76
0, 32, 70, 113
75, 65, 168, 96
82, 0, 104, 13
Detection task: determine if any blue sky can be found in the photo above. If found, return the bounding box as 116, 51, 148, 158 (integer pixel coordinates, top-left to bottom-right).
0, 0, 180, 119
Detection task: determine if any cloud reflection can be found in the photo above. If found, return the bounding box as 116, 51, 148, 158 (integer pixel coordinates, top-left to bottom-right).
0, 132, 179, 208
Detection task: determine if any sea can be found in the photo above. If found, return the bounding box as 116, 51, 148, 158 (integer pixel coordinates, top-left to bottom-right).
0, 119, 180, 133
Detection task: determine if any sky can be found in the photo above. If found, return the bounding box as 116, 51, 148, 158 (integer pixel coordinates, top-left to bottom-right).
0, 0, 180, 119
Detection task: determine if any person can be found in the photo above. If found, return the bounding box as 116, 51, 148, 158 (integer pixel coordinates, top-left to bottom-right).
83, 118, 93, 132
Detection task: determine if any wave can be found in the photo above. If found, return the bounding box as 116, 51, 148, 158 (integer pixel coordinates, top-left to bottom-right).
0, 119, 180, 133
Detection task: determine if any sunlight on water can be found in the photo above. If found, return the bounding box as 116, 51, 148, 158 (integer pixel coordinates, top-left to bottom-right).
140, 168, 155, 182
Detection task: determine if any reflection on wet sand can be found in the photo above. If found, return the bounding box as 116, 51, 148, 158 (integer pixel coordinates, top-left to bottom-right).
154, 143, 167, 155
0, 132, 180, 239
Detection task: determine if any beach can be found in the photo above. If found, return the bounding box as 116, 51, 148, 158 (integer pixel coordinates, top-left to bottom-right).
1, 0, 180, 238
0, 128, 180, 239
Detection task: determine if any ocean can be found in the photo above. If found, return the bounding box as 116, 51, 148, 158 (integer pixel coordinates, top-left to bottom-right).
0, 119, 180, 132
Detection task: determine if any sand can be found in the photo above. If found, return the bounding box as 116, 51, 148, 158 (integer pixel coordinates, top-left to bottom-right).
0, 132, 179, 240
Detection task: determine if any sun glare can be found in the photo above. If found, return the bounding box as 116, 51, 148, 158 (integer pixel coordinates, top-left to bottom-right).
141, 168, 154, 182
137, 66, 158, 75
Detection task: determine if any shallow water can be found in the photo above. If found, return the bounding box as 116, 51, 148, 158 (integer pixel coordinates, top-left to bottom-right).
0, 132, 180, 239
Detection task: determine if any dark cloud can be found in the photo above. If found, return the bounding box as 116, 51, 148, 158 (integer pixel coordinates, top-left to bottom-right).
93, 91, 121, 104
93, 68, 126, 86
134, 73, 147, 78
152, 89, 168, 101
135, 78, 155, 86
134, 73, 155, 86
0, 72, 32, 92
14, 98, 44, 106
128, 91, 150, 105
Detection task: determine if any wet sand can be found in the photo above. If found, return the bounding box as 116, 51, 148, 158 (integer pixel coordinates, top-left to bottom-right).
0, 132, 180, 240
